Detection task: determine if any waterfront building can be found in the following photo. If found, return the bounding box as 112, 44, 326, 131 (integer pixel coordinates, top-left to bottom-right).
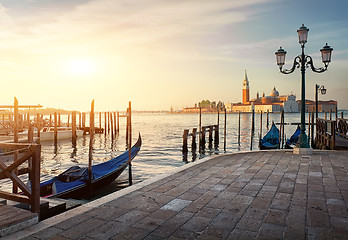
301, 100, 337, 113
227, 71, 299, 113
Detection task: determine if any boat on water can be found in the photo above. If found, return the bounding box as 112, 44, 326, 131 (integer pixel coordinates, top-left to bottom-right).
285, 126, 300, 149
15, 127, 84, 142
259, 122, 280, 150
40, 133, 142, 199
39, 127, 84, 141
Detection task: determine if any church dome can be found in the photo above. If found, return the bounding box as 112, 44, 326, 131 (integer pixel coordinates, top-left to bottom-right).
270, 87, 279, 97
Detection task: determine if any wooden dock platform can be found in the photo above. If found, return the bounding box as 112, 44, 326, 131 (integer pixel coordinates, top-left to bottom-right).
6, 149, 348, 240
0, 204, 38, 237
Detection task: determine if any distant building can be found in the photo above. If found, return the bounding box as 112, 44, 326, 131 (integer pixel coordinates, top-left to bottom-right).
242, 70, 250, 104
299, 100, 337, 113
226, 71, 299, 113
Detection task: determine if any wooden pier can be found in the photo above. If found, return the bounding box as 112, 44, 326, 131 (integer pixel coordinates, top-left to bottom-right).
0, 98, 134, 236
0, 204, 38, 237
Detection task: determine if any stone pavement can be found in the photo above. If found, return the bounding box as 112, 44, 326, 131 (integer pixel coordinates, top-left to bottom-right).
9, 150, 348, 239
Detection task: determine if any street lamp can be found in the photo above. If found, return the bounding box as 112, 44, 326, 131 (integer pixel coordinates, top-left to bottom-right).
275, 24, 333, 148
315, 85, 327, 120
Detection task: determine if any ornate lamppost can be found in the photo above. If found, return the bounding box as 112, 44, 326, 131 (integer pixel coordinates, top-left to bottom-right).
275, 24, 333, 148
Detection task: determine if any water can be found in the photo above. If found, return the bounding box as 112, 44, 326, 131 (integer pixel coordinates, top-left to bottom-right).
40, 111, 337, 183
0, 111, 344, 194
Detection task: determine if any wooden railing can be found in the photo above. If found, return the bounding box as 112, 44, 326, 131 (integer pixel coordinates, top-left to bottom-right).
337, 118, 348, 139
316, 118, 336, 150
0, 143, 41, 213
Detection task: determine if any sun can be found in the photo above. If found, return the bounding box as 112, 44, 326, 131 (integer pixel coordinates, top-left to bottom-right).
65, 58, 97, 75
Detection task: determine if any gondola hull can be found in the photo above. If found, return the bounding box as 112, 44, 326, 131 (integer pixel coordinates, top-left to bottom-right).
285, 126, 300, 149
259, 122, 280, 150
40, 134, 141, 199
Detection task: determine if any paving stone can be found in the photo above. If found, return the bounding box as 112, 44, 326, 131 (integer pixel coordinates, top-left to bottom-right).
307, 227, 333, 240
227, 228, 258, 240
235, 217, 262, 232
161, 198, 192, 212
257, 223, 285, 239
250, 197, 272, 209
170, 229, 200, 239
270, 198, 291, 211
54, 214, 90, 230
307, 208, 330, 227
32, 227, 63, 240
256, 190, 276, 199
264, 209, 288, 226
148, 208, 176, 220
111, 226, 149, 240
180, 216, 211, 233
211, 212, 239, 229
116, 209, 148, 225
149, 224, 178, 239
243, 207, 267, 220
329, 216, 348, 238
132, 216, 166, 232
165, 211, 195, 228
59, 218, 105, 239
195, 206, 221, 219
86, 220, 128, 239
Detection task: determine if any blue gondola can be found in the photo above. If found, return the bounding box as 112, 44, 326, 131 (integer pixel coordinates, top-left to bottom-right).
285, 126, 300, 149
40, 134, 142, 199
259, 122, 280, 150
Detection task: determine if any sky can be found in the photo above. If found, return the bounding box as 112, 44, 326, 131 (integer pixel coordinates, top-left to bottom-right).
0, 0, 347, 111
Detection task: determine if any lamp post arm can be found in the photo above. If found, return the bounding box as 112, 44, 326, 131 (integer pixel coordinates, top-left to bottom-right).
305, 55, 328, 73
279, 56, 301, 74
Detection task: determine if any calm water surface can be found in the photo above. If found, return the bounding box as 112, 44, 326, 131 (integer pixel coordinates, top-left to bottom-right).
40, 112, 336, 184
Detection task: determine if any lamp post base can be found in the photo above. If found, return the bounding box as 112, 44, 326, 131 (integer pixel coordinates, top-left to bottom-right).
293, 147, 313, 155
296, 132, 310, 148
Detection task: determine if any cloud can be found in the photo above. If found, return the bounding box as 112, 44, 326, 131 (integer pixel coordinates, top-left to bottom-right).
0, 0, 275, 51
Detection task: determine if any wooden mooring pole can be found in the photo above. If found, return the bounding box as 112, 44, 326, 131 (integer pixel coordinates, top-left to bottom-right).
281, 110, 284, 149
308, 112, 311, 145
116, 111, 119, 133
183, 129, 189, 153
104, 112, 107, 136
311, 111, 315, 148
224, 107, 227, 152
259, 111, 262, 145
199, 105, 202, 152
13, 97, 19, 193
214, 125, 219, 149
192, 128, 197, 152
54, 112, 58, 144
88, 100, 95, 196
128, 101, 133, 186
208, 125, 213, 150
113, 112, 117, 136
99, 112, 102, 131
72, 111, 77, 143
110, 112, 114, 140
250, 109, 255, 150
238, 111, 241, 147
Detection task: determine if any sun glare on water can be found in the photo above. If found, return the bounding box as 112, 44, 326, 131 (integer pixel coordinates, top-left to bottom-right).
65, 58, 97, 76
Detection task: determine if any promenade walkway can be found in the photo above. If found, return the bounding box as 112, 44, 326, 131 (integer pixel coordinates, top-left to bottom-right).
6, 150, 348, 240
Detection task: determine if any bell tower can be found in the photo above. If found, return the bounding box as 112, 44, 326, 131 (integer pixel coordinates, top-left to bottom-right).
242, 70, 250, 104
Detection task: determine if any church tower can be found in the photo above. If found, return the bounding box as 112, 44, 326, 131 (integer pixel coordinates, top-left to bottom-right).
242, 70, 250, 104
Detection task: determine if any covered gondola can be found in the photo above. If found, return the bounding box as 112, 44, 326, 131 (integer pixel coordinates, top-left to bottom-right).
285, 126, 300, 149
259, 122, 280, 150
40, 134, 142, 199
